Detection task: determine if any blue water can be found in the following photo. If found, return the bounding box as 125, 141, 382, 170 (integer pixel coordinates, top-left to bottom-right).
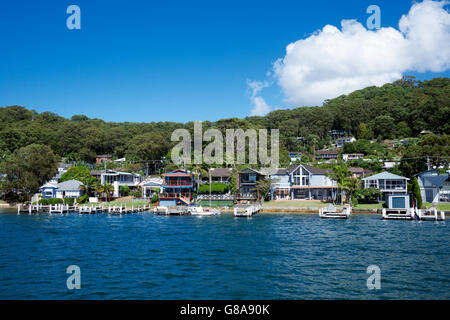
0, 209, 449, 299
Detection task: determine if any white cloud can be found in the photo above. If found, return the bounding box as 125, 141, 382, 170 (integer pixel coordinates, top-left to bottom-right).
247, 80, 272, 116
273, 0, 450, 106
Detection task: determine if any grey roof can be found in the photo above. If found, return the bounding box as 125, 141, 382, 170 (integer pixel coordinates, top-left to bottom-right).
209, 168, 232, 177
285, 164, 333, 175
423, 175, 449, 188
362, 171, 409, 181
315, 149, 339, 155
56, 180, 83, 191
303, 165, 334, 175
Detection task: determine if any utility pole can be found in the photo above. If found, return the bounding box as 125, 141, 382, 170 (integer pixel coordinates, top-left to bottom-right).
427, 155, 432, 171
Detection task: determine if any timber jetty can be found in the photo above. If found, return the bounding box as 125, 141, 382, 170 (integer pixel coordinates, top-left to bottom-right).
17, 204, 150, 215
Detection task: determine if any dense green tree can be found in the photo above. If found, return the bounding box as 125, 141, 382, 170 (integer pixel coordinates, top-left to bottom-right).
0, 144, 59, 199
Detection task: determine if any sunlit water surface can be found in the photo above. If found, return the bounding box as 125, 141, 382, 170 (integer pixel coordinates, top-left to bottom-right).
0, 209, 448, 299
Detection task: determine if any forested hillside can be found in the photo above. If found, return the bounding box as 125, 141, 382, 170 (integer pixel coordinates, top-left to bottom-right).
0, 77, 449, 167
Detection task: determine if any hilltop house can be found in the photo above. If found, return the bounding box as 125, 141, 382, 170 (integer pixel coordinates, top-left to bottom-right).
342, 153, 364, 162
160, 169, 195, 206
236, 168, 266, 202
362, 172, 409, 197
48, 163, 72, 184
414, 170, 450, 203
315, 149, 339, 161
336, 136, 356, 147
40, 179, 84, 199
328, 130, 346, 140
95, 154, 112, 164
289, 152, 303, 164
349, 167, 373, 178
270, 164, 337, 201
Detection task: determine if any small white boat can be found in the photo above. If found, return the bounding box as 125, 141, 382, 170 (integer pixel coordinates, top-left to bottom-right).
319, 204, 351, 219
189, 206, 221, 216
417, 208, 445, 221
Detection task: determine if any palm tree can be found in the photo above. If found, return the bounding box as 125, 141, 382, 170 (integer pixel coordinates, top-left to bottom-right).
102, 183, 114, 202
341, 177, 361, 206
326, 164, 351, 205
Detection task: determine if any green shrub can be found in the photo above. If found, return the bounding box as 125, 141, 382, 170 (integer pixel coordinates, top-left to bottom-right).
131, 190, 142, 198
119, 185, 130, 196
412, 177, 423, 209
77, 194, 88, 204
151, 193, 158, 204
198, 183, 230, 194
63, 197, 75, 205
38, 198, 64, 205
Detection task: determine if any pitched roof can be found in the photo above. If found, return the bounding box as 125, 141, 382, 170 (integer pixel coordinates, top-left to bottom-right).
56, 180, 83, 191
422, 175, 449, 188
303, 165, 334, 175
349, 167, 373, 174
208, 168, 232, 177
239, 167, 264, 175
362, 171, 409, 181
315, 149, 339, 155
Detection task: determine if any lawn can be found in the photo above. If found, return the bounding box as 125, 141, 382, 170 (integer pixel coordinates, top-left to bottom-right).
263, 200, 332, 208
424, 202, 450, 211
353, 203, 384, 209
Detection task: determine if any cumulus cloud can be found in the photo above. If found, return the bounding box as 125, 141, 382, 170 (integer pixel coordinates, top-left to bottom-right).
273, 0, 450, 106
247, 80, 272, 116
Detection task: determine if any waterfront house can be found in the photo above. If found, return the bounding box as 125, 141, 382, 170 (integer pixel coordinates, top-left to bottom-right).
54, 180, 84, 199
362, 172, 409, 197
95, 154, 112, 164
336, 136, 356, 148
289, 165, 337, 201
201, 168, 233, 184
315, 149, 339, 161
160, 169, 195, 206
414, 170, 450, 203
100, 170, 143, 197
236, 168, 265, 202
269, 168, 291, 200
40, 182, 59, 199
270, 164, 337, 201
349, 167, 373, 178
140, 177, 163, 199
342, 153, 364, 162
41, 179, 84, 199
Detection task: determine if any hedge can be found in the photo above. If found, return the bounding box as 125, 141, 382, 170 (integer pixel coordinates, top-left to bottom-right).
198, 183, 230, 194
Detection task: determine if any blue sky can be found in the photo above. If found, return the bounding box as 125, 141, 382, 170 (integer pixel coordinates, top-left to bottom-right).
0, 0, 448, 122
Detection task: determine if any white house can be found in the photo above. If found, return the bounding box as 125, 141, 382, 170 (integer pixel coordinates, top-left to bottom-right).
140, 177, 163, 199
100, 170, 143, 197
362, 172, 409, 196
342, 153, 364, 162
336, 136, 356, 147
40, 179, 84, 199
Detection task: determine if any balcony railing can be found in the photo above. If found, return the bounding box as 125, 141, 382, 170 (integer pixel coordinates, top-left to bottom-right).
160, 193, 192, 198
163, 182, 193, 187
